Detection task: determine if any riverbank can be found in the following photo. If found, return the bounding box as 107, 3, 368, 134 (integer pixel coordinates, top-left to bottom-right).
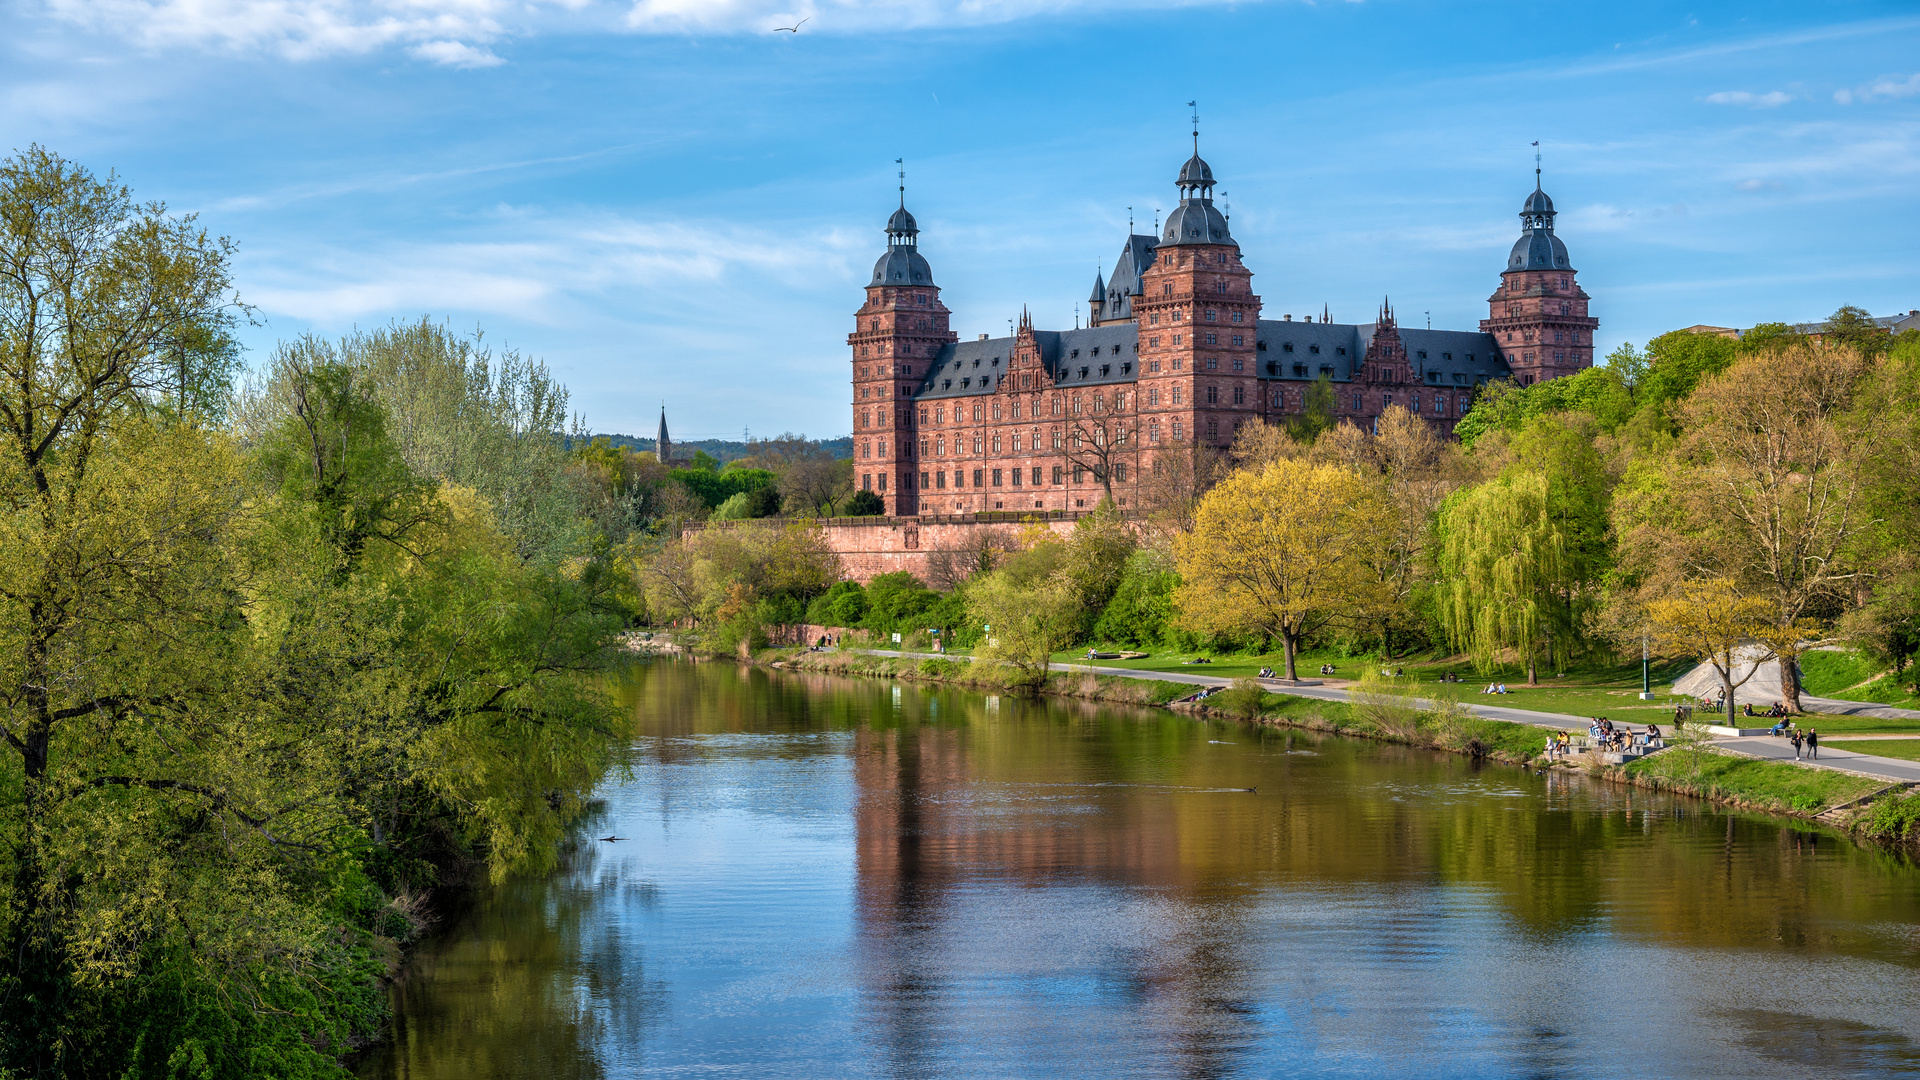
715, 641, 1920, 849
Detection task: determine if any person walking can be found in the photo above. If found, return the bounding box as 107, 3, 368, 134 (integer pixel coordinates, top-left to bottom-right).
1807, 728, 1819, 760
1789, 729, 1803, 760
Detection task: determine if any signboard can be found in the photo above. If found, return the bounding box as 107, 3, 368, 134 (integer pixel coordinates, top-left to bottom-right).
891, 632, 902, 644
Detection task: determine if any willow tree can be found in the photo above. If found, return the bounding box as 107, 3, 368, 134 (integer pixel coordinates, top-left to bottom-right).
1174, 459, 1392, 681
1433, 470, 1578, 683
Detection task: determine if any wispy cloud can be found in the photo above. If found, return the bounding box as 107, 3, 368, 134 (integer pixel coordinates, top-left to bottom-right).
245, 208, 861, 324
622, 0, 1263, 35
39, 0, 529, 63
1834, 72, 1920, 105
1704, 89, 1792, 107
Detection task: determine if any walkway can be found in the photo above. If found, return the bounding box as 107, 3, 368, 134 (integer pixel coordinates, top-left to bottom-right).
851, 649, 1920, 787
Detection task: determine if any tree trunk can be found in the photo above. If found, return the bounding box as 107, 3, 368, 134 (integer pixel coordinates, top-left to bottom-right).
1282, 631, 1298, 682
1725, 672, 1738, 727
1526, 647, 1538, 686
1776, 652, 1799, 711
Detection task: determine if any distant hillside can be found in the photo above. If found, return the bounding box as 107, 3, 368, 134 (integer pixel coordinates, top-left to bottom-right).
587, 433, 852, 464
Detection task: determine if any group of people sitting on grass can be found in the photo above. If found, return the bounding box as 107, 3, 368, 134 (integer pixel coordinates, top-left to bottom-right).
1745, 701, 1791, 719
1258, 666, 1275, 678
1318, 664, 1337, 676
1481, 683, 1512, 694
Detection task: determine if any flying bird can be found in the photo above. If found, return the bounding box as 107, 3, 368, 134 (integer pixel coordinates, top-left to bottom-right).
773, 16, 809, 32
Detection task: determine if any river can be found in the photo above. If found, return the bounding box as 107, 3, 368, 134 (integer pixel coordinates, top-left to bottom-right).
357, 657, 1920, 1079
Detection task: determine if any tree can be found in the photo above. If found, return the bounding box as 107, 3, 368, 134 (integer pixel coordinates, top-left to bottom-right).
0, 148, 252, 1072
1432, 470, 1574, 684
1137, 440, 1227, 533
1061, 386, 1137, 501
967, 570, 1080, 689
1285, 374, 1340, 442
845, 488, 885, 516
1821, 304, 1886, 355
1174, 460, 1392, 680
1654, 343, 1882, 709
779, 456, 854, 517
1645, 579, 1803, 727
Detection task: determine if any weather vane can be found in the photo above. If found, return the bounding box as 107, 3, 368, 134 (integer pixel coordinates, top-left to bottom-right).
895, 157, 905, 205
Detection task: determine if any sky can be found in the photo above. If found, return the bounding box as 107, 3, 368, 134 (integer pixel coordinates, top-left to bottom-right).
5, 0, 1919, 442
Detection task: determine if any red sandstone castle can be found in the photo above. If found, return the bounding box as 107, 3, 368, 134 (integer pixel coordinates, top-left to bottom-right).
849, 143, 1596, 516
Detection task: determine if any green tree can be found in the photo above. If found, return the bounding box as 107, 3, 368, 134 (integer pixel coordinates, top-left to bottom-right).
1821, 304, 1886, 355
1433, 470, 1577, 683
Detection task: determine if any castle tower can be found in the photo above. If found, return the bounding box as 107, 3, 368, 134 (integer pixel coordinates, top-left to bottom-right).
656, 406, 674, 467
850, 176, 956, 515
1479, 167, 1598, 385
1134, 131, 1261, 456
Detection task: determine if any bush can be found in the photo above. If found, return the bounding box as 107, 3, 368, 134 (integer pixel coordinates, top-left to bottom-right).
846, 489, 884, 516
1862, 790, 1920, 842
864, 571, 940, 634
1094, 550, 1179, 647
1213, 678, 1268, 720
805, 580, 868, 627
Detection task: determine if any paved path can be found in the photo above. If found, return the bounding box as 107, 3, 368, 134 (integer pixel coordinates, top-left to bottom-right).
1673, 647, 1920, 721
850, 650, 1920, 787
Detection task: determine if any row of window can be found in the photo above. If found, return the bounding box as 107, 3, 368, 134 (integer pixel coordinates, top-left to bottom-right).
906, 464, 1131, 490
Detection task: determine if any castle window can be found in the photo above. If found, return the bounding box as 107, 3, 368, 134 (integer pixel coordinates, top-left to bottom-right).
1163, 284, 1173, 296
1011, 431, 1021, 452
1149, 419, 1161, 442
943, 380, 951, 389
1206, 358, 1218, 370
1233, 385, 1245, 405
1352, 394, 1362, 410
1216, 282, 1227, 294
992, 402, 1002, 420
1206, 309, 1217, 322
1149, 314, 1159, 326
960, 378, 969, 388
1122, 362, 1131, 374
1150, 336, 1161, 347
1172, 420, 1184, 441
1149, 361, 1160, 373
861, 472, 871, 489
1206, 419, 1218, 442
1206, 385, 1219, 404
1293, 364, 1306, 376
973, 403, 983, 421
992, 469, 1002, 486
1231, 335, 1243, 346
936, 436, 946, 455
1101, 364, 1110, 376
1052, 397, 1062, 416
973, 434, 983, 453
1172, 358, 1183, 371
1090, 347, 1100, 357
1173, 309, 1183, 321
1412, 394, 1420, 411
992, 434, 1002, 453
1232, 358, 1244, 372
1173, 334, 1182, 345
1205, 332, 1218, 345
1149, 388, 1160, 406
1232, 311, 1243, 323
1172, 387, 1184, 404
1012, 467, 1022, 486
1051, 428, 1062, 449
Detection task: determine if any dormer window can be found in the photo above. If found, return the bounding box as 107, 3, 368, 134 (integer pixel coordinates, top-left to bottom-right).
1337, 347, 1347, 356
1309, 345, 1321, 354
1283, 342, 1294, 353
1257, 341, 1267, 351
1071, 349, 1079, 358
1320, 365, 1333, 376
1122, 362, 1131, 374
1417, 350, 1427, 359
961, 378, 970, 388
1090, 346, 1101, 356
1293, 364, 1306, 376
991, 357, 1000, 366
943, 379, 952, 389
1100, 364, 1110, 376
1079, 367, 1089, 378
1442, 352, 1452, 361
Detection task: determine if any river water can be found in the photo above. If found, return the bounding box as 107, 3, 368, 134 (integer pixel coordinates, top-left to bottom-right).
358, 657, 1920, 1079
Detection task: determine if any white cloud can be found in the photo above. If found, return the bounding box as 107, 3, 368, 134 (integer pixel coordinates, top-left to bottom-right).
245, 207, 860, 325
39, 0, 524, 62
622, 0, 1258, 35
1835, 72, 1920, 105
1704, 89, 1793, 108
408, 38, 504, 65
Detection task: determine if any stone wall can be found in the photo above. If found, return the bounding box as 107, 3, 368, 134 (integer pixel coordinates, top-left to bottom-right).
692, 512, 1094, 583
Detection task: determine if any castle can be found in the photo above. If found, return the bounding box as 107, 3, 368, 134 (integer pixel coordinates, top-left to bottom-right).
849, 140, 1597, 516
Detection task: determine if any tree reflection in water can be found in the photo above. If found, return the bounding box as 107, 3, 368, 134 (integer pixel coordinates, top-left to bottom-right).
361, 657, 1920, 1080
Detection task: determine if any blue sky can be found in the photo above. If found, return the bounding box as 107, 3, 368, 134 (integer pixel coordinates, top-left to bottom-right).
5, 1, 1918, 441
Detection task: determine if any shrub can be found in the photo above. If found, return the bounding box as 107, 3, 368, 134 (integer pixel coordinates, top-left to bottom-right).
846, 489, 885, 516
1213, 678, 1268, 720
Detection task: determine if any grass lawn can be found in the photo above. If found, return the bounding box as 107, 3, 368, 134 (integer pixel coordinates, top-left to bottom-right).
1625, 744, 1887, 815
1798, 649, 1920, 710
1823, 739, 1920, 762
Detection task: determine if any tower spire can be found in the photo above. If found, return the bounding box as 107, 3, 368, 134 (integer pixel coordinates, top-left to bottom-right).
1532, 140, 1541, 190
896, 157, 905, 207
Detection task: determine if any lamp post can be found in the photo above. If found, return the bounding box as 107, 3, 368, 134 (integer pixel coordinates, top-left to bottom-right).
1638, 633, 1654, 700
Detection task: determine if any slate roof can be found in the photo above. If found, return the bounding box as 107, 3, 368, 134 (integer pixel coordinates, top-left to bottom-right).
1094, 234, 1160, 323
908, 319, 1508, 403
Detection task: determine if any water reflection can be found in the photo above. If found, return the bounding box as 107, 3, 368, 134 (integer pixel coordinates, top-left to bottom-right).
361, 657, 1920, 1079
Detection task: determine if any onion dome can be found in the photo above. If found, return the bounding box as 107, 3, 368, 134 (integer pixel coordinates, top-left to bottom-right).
872, 200, 934, 286
1508, 181, 1571, 272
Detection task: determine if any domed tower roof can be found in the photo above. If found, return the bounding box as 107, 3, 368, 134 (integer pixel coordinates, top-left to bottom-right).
1508, 173, 1572, 273
1161, 123, 1233, 247
871, 160, 936, 286
1177, 153, 1214, 190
